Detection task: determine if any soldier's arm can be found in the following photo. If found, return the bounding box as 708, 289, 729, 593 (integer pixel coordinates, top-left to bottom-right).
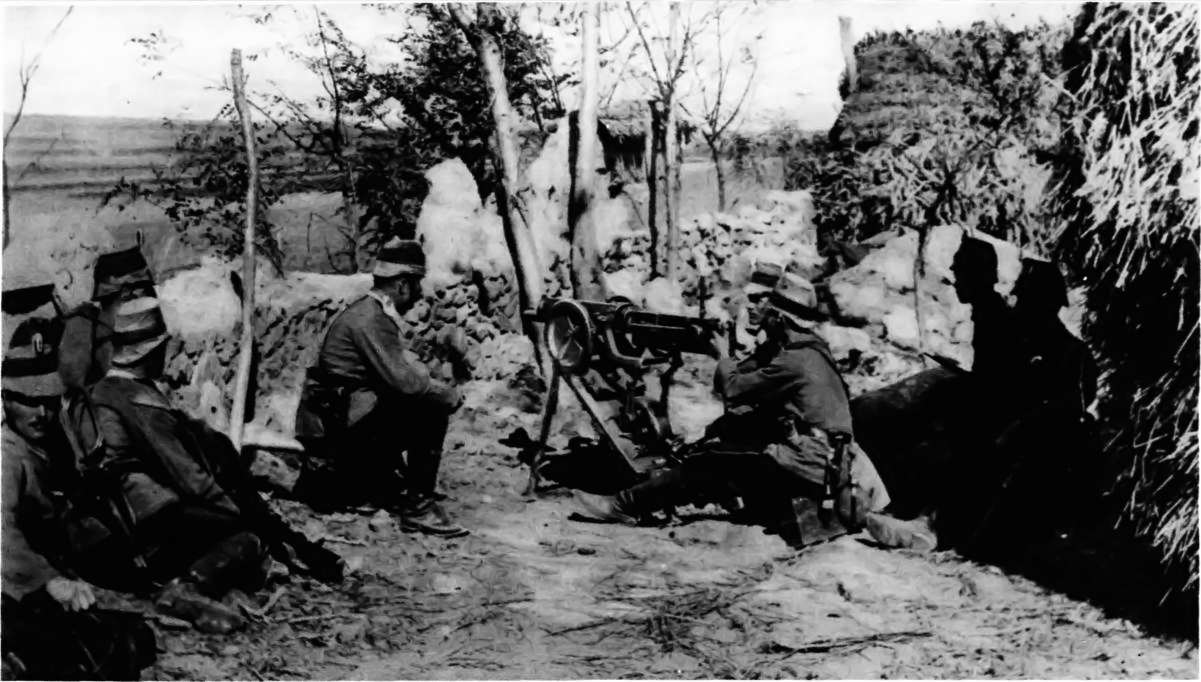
354, 313, 459, 408
715, 348, 807, 408
2, 456, 62, 599
93, 406, 230, 505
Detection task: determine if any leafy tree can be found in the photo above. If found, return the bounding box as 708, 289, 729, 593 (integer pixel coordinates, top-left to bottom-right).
112, 4, 559, 274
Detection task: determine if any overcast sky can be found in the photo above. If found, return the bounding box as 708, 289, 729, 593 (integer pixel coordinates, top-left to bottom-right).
2, 1, 1079, 131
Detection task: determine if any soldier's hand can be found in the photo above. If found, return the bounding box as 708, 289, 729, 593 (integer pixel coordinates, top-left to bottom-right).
707, 328, 730, 359
47, 578, 96, 611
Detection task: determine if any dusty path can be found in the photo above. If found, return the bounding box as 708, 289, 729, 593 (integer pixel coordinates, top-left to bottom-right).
133, 380, 1196, 679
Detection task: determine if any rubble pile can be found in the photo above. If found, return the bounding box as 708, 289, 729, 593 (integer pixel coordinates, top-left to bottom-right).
601, 189, 823, 319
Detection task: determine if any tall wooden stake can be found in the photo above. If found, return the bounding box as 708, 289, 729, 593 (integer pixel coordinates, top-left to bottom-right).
229, 48, 258, 452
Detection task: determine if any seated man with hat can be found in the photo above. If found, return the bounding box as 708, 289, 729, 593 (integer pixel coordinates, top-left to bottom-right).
575, 262, 891, 544
63, 295, 271, 633
295, 237, 466, 537
2, 290, 157, 680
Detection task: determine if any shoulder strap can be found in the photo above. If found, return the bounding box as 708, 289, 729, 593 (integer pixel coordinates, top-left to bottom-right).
60, 389, 105, 466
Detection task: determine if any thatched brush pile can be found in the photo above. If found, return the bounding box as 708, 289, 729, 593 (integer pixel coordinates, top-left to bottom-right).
1050, 3, 1199, 593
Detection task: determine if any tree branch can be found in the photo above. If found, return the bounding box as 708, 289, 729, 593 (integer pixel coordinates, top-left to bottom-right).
4, 6, 74, 147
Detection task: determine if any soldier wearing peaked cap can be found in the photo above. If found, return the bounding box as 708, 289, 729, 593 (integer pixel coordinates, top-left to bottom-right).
1, 297, 158, 680
294, 237, 467, 537
575, 261, 891, 546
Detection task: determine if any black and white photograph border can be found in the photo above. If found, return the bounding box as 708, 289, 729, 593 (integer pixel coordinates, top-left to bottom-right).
1, 1, 1197, 679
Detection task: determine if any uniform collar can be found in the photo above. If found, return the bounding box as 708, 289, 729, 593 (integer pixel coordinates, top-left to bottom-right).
367, 289, 406, 330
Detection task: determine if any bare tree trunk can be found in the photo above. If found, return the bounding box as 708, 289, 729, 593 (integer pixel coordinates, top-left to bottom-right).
645, 101, 660, 276
570, 2, 604, 300
663, 1, 682, 280
707, 135, 727, 212
448, 4, 545, 356
839, 16, 859, 95
338, 159, 363, 272
2, 158, 10, 249
663, 102, 679, 280
229, 49, 259, 452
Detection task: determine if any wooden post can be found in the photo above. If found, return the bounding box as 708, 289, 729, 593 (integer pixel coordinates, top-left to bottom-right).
228, 49, 258, 452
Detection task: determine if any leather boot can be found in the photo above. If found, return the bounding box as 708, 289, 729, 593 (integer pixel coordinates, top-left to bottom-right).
155, 579, 246, 634
399, 497, 468, 538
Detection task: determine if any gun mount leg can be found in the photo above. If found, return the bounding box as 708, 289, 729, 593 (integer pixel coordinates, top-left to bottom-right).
526, 365, 563, 497
560, 372, 639, 478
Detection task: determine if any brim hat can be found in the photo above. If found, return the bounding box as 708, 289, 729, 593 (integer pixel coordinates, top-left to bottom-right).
372, 237, 427, 279
109, 296, 169, 367
769, 273, 820, 325
744, 260, 785, 297
93, 245, 156, 301
2, 316, 65, 398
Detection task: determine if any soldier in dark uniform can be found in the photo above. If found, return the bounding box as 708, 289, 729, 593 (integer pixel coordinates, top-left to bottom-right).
295, 237, 466, 537
964, 258, 1099, 548
574, 264, 890, 540
63, 295, 270, 633
859, 235, 1022, 549
1, 294, 157, 680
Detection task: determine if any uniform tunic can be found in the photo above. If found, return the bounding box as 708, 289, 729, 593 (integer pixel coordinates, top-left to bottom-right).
315, 292, 457, 425
70, 371, 238, 523
2, 426, 67, 600
713, 328, 889, 516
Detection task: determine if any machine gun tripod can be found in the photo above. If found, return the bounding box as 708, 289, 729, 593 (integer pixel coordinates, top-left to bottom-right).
514, 296, 730, 495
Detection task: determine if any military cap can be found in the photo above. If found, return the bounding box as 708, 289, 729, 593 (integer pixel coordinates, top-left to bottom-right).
93, 244, 155, 301
109, 296, 169, 367
955, 236, 999, 273
2, 315, 65, 398
372, 237, 426, 279
744, 260, 818, 318
2, 283, 60, 318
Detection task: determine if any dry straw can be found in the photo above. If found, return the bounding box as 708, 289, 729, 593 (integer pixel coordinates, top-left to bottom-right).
1050, 3, 1199, 593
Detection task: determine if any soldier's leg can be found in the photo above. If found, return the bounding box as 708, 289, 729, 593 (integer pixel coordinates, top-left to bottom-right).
333, 403, 409, 507
580, 451, 790, 522
139, 504, 267, 633
402, 401, 451, 500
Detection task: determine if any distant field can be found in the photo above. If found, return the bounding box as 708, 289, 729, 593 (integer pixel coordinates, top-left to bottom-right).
6, 114, 786, 276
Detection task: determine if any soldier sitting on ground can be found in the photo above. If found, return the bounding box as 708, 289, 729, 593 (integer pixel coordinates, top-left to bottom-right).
574, 262, 891, 541
1, 295, 157, 680
62, 294, 275, 633
294, 237, 467, 537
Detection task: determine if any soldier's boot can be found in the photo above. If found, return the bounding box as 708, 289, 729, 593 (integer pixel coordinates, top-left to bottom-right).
572, 492, 640, 525
399, 496, 468, 538
154, 579, 246, 634
865, 512, 938, 552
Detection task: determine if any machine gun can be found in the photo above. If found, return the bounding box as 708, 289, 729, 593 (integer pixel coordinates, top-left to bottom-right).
515, 297, 730, 494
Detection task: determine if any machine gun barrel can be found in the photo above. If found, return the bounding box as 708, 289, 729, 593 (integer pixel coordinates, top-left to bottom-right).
526, 297, 725, 374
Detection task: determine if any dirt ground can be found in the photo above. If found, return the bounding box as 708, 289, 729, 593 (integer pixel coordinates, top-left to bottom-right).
99, 377, 1197, 680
